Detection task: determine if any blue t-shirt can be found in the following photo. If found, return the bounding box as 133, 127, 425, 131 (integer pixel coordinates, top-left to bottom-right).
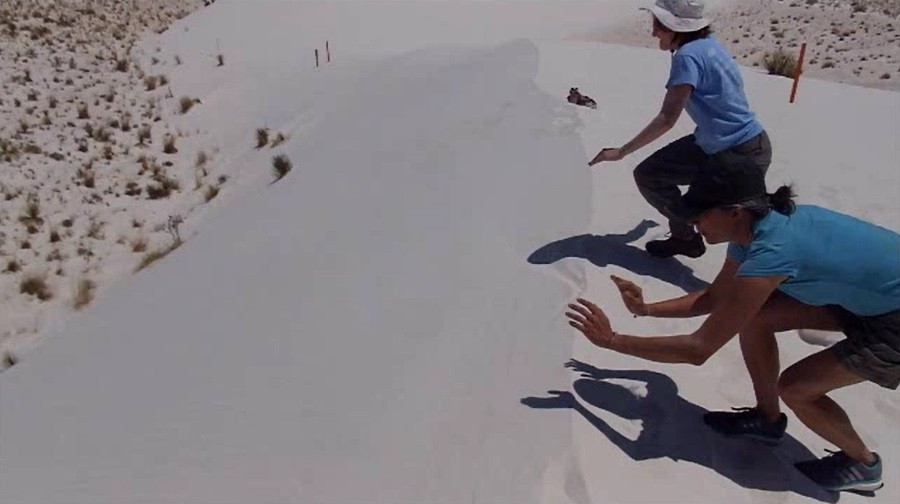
727, 205, 900, 317
667, 37, 764, 154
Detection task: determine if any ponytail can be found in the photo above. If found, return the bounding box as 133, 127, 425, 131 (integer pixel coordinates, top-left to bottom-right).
768, 184, 796, 215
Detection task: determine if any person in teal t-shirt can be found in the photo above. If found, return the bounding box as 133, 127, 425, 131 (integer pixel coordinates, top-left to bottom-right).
589, 0, 772, 259
563, 153, 898, 495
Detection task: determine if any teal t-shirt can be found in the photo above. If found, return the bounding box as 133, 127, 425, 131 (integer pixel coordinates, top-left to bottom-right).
727, 205, 900, 316
667, 37, 764, 154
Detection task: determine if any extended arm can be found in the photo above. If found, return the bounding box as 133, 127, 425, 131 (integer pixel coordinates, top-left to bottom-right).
620, 84, 692, 157
646, 258, 740, 318
567, 274, 786, 365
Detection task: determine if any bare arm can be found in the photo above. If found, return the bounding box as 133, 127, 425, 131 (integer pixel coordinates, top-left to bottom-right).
612, 275, 785, 364
567, 274, 786, 365
620, 84, 691, 157
645, 258, 740, 318
588, 84, 692, 165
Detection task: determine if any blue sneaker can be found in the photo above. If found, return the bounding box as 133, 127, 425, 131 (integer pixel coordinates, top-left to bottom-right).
795, 450, 884, 494
703, 407, 787, 445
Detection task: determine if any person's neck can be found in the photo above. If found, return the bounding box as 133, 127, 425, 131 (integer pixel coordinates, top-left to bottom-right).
732, 215, 756, 246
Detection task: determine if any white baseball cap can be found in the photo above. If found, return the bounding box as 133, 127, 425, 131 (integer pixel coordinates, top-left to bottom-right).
641, 0, 711, 33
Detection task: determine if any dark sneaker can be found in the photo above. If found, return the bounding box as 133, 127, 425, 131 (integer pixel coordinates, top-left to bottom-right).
703, 407, 787, 445
645, 234, 706, 258
795, 450, 884, 494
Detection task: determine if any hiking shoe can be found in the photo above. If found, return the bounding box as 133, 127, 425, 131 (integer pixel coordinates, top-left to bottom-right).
703, 407, 787, 445
645, 234, 706, 258
795, 450, 884, 493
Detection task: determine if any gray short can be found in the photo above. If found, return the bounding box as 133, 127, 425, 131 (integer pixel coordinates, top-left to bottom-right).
829, 306, 900, 390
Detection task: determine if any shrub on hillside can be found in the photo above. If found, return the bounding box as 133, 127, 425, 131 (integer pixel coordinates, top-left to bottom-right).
762, 48, 797, 77
272, 154, 292, 182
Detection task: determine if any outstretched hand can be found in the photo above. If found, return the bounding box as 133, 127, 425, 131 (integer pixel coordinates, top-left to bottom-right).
566, 298, 618, 349
610, 275, 648, 317
520, 390, 576, 409
588, 147, 624, 166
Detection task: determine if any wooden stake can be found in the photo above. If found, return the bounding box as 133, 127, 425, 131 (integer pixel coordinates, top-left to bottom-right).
790, 43, 807, 104
326, 41, 330, 63
315, 49, 319, 68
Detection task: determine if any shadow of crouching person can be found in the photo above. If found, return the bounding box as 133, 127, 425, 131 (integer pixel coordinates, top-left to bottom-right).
521, 360, 836, 502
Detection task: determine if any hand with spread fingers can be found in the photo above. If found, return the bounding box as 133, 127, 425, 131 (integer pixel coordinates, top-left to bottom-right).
610, 275, 648, 316
566, 298, 618, 349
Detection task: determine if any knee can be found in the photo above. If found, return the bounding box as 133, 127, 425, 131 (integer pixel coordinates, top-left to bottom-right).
777, 368, 815, 408
740, 308, 777, 337
632, 157, 657, 188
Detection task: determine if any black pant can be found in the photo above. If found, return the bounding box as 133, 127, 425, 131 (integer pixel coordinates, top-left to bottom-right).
633, 131, 772, 238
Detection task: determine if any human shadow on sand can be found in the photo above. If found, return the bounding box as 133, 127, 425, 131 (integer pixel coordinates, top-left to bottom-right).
521, 360, 838, 502
528, 219, 709, 293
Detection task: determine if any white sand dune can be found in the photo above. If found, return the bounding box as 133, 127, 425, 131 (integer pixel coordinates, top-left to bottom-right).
1, 1, 899, 503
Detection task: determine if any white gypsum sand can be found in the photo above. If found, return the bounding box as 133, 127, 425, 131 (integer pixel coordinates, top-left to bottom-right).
1, 1, 899, 503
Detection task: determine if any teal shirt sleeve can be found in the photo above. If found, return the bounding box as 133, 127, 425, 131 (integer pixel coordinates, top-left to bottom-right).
734, 241, 799, 279
727, 242, 747, 263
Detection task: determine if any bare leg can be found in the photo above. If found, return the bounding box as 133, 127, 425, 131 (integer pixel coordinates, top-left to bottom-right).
738, 292, 841, 421
778, 349, 875, 465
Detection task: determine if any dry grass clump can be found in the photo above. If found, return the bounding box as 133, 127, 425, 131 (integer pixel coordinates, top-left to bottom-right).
179, 96, 199, 114
137, 125, 152, 145
72, 279, 96, 310
204, 184, 220, 202
20, 274, 53, 301
272, 154, 292, 182
135, 240, 182, 273
256, 127, 269, 148
762, 48, 797, 77
162, 134, 177, 154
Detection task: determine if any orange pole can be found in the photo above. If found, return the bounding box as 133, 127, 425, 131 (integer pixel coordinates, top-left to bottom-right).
789, 43, 807, 103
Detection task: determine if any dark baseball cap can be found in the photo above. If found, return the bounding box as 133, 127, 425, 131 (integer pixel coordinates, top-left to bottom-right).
667, 152, 768, 220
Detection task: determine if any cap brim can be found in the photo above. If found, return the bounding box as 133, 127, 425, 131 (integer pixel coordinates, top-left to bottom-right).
640, 5, 710, 33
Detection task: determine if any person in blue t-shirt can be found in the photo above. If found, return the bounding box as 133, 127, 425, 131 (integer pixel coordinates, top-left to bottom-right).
589, 0, 771, 259
564, 153, 899, 495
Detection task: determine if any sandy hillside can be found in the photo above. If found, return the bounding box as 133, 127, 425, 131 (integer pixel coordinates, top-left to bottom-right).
586, 0, 900, 92
0, 0, 210, 363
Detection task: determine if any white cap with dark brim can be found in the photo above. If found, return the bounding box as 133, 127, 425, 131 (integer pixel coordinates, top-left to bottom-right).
640, 0, 711, 33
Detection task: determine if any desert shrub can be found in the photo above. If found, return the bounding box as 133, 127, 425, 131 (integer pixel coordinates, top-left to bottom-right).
135, 241, 182, 273
162, 134, 177, 154
272, 154, 292, 181
179, 96, 197, 114
72, 279, 95, 310
144, 75, 158, 91
762, 48, 797, 77
256, 127, 269, 148
137, 125, 151, 145
4, 259, 21, 273
20, 274, 53, 301
204, 185, 220, 202
132, 235, 148, 252
77, 102, 89, 119
19, 193, 42, 225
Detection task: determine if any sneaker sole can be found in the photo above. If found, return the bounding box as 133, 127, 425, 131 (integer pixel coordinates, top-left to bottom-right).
824, 480, 884, 494
719, 431, 783, 446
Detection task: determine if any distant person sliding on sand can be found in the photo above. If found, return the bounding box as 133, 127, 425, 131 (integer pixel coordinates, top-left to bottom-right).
565, 153, 899, 495
589, 0, 771, 259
